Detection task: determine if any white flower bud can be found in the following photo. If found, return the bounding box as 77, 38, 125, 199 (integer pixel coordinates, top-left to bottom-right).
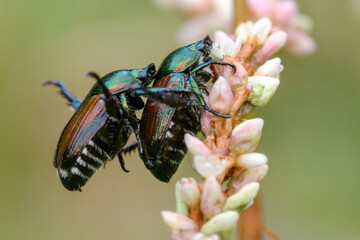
175, 182, 189, 216
229, 119, 264, 155
178, 178, 200, 208
223, 182, 260, 211
201, 211, 239, 236
291, 14, 314, 33
235, 21, 254, 43
201, 176, 223, 219
251, 18, 272, 44
236, 153, 268, 168
161, 211, 198, 231
255, 58, 284, 78
194, 233, 220, 240
193, 155, 226, 178
247, 76, 280, 106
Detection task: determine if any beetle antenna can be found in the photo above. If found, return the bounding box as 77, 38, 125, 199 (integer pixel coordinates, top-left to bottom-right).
87, 72, 112, 100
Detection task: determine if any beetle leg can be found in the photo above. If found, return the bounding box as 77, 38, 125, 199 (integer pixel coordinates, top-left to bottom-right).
117, 152, 130, 173
118, 140, 140, 172
87, 72, 122, 118
131, 87, 190, 96
203, 55, 213, 62
117, 93, 148, 165
122, 141, 139, 155
191, 58, 236, 74
188, 75, 230, 118
131, 87, 191, 108
43, 80, 82, 110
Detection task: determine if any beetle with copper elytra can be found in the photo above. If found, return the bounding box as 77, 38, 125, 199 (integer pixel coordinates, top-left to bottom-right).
45, 64, 189, 191
138, 36, 236, 182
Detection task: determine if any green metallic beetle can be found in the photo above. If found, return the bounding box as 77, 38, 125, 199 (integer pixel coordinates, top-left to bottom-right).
45, 64, 189, 191
132, 36, 236, 182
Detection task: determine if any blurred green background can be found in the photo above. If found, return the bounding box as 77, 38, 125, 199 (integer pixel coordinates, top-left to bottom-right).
0, 0, 359, 239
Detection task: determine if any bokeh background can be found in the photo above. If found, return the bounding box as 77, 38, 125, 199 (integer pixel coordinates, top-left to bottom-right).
0, 0, 359, 239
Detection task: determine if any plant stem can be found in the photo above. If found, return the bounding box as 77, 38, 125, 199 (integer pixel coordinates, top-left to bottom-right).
233, 0, 249, 31
238, 194, 263, 240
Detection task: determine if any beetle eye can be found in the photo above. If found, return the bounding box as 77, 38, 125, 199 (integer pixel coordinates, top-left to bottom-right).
195, 43, 205, 51
137, 70, 147, 79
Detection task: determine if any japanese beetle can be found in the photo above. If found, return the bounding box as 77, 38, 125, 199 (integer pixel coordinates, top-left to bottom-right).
45, 64, 188, 191
138, 36, 236, 182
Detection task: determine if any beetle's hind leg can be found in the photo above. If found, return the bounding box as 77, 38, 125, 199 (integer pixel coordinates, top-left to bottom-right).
117, 141, 139, 172
122, 141, 139, 155
43, 80, 82, 110
117, 152, 129, 173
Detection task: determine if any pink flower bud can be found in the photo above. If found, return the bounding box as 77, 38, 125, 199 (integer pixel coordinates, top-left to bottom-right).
161, 211, 199, 231
274, 0, 298, 26
285, 29, 316, 55
208, 76, 234, 115
229, 119, 264, 155
184, 133, 212, 158
161, 211, 199, 240
220, 56, 248, 90
247, 0, 273, 19
255, 58, 284, 78
200, 176, 223, 219
255, 31, 287, 63
178, 178, 200, 208
213, 30, 230, 43
231, 165, 268, 191
193, 155, 226, 178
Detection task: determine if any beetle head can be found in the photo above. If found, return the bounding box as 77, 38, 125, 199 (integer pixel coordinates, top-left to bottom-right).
195, 35, 213, 56
137, 63, 156, 86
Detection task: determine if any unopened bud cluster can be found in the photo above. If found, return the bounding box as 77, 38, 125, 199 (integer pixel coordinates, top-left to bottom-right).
154, 0, 315, 55
161, 18, 285, 240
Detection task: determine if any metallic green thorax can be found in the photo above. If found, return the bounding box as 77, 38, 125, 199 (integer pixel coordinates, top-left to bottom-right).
155, 38, 212, 81
86, 67, 151, 97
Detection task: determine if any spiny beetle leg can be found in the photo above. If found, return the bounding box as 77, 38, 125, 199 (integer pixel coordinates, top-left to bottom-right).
43, 80, 82, 110
131, 87, 191, 107
204, 105, 230, 118
121, 141, 139, 155
87, 72, 121, 118
131, 87, 190, 96
191, 58, 236, 74
118, 141, 139, 172
188, 75, 230, 118
203, 55, 213, 62
117, 152, 129, 173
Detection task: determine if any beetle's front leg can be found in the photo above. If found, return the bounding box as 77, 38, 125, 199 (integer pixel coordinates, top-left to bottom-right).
191, 58, 236, 74
188, 75, 230, 118
43, 80, 82, 110
130, 87, 191, 108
